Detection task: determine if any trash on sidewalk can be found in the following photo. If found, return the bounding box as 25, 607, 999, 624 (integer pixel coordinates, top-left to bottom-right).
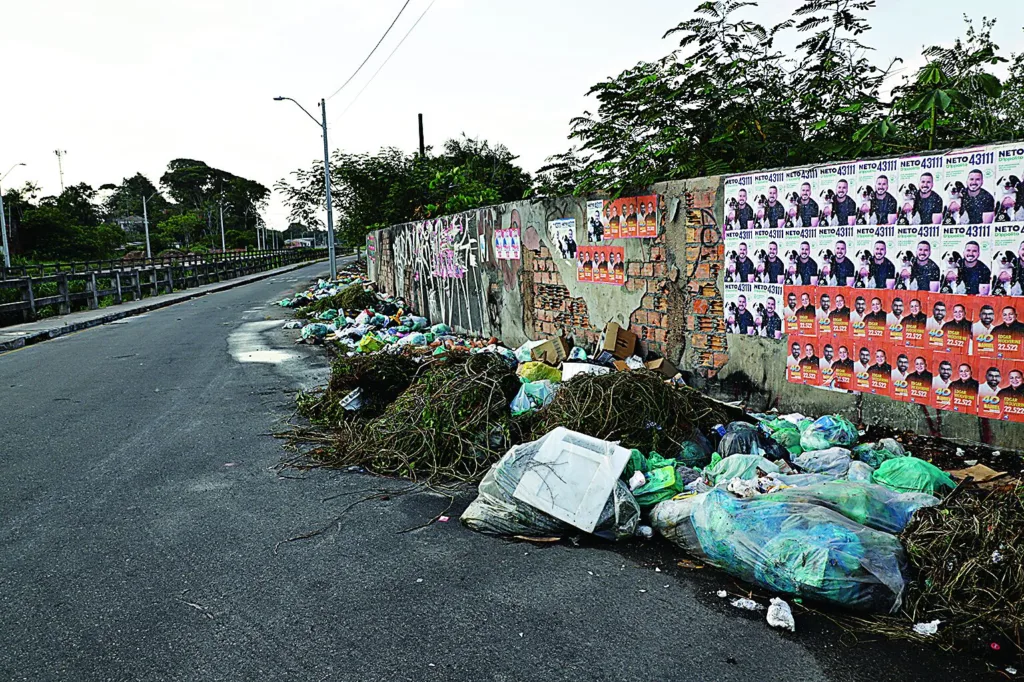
731, 597, 764, 611
766, 598, 796, 632
872, 457, 955, 496
912, 620, 941, 636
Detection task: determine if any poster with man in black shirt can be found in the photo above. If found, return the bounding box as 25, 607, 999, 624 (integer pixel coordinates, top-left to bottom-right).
857, 159, 900, 225
944, 147, 997, 224
723, 175, 755, 233
816, 162, 859, 226
898, 154, 945, 225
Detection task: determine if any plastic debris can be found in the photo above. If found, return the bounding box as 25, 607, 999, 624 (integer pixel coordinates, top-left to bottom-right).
792, 447, 852, 477
853, 439, 908, 469
517, 361, 562, 384
510, 380, 557, 416
635, 525, 654, 540
730, 597, 765, 611
847, 460, 875, 483
628, 471, 647, 491
872, 457, 955, 495
282, 320, 303, 330
703, 455, 780, 486
912, 620, 941, 636
799, 415, 859, 452
716, 590, 728, 598
766, 598, 796, 632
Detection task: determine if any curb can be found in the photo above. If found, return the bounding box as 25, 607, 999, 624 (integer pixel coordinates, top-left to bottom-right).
0, 258, 337, 354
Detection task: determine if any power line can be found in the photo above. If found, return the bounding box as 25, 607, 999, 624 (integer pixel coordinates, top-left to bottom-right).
334, 0, 436, 121
326, 0, 413, 101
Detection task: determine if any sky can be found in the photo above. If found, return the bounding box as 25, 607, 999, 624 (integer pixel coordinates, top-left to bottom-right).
2, 0, 1021, 232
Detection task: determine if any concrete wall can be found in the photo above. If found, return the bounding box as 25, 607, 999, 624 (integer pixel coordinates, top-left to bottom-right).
366, 180, 1024, 450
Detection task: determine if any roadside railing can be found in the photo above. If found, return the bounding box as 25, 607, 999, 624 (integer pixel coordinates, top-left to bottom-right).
0, 249, 325, 326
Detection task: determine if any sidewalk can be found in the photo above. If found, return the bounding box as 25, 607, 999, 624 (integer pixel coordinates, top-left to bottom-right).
0, 258, 331, 353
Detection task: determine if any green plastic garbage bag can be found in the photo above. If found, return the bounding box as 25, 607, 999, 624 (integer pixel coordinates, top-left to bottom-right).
679, 440, 713, 468
317, 309, 339, 321
853, 439, 908, 469
300, 323, 331, 341
646, 451, 676, 470
703, 455, 780, 485
872, 457, 955, 496
623, 450, 648, 479
799, 415, 859, 452
633, 466, 682, 509
764, 481, 938, 534
770, 425, 803, 455
397, 333, 427, 346
510, 380, 556, 416
357, 334, 385, 353
431, 323, 452, 335
408, 316, 428, 331
518, 361, 562, 384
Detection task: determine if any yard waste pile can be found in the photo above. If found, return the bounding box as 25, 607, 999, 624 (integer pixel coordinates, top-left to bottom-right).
279, 271, 1024, 654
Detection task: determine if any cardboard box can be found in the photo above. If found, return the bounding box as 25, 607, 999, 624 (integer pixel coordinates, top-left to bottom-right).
599, 322, 639, 362
525, 339, 560, 365
548, 336, 573, 363
645, 357, 679, 379
612, 360, 631, 372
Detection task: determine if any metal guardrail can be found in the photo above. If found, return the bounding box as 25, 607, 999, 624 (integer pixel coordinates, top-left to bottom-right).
0, 249, 324, 325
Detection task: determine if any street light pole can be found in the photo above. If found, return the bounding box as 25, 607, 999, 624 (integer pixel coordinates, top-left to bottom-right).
0, 162, 27, 268
142, 191, 160, 259
273, 95, 337, 278
219, 199, 226, 252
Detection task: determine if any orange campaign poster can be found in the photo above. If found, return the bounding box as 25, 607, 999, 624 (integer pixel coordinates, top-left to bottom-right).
601, 195, 659, 239
906, 350, 934, 406
594, 247, 611, 284
977, 358, 1008, 420
867, 341, 893, 398
972, 296, 999, 357
849, 291, 869, 342
792, 285, 817, 338
864, 289, 890, 342
577, 247, 594, 283
890, 348, 912, 402
998, 361, 1024, 422
926, 291, 951, 354
827, 288, 851, 338
799, 339, 821, 385
932, 354, 956, 411
853, 343, 873, 393
990, 298, 1024, 360
949, 355, 980, 414
902, 294, 929, 349
942, 298, 973, 355
815, 286, 838, 338
831, 342, 856, 391
786, 339, 805, 385
886, 292, 907, 346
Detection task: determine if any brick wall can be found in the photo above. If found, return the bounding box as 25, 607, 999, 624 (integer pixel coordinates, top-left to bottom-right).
680, 188, 728, 377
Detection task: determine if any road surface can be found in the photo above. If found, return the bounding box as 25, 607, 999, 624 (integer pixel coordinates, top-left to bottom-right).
0, 261, 985, 681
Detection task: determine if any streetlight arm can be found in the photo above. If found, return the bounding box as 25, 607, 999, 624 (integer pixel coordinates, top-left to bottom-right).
1, 162, 26, 184
273, 97, 322, 128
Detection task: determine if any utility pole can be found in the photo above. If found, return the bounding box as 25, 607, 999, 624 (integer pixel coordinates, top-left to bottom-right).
141, 192, 157, 259
54, 150, 67, 191
1, 163, 27, 268
218, 199, 226, 252
418, 113, 425, 157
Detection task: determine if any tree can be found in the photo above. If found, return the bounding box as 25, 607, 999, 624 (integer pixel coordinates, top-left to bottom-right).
154, 212, 205, 251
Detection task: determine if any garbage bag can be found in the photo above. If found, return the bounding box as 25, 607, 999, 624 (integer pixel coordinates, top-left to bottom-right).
431, 323, 452, 335
792, 447, 852, 477
717, 422, 783, 459
569, 347, 588, 361
853, 439, 908, 469
872, 457, 955, 496
461, 436, 640, 540
517, 361, 562, 384
510, 380, 556, 416
317, 309, 339, 321
397, 332, 427, 346
513, 340, 548, 364
770, 424, 803, 455
300, 323, 331, 341
703, 455, 780, 486
355, 311, 372, 325
763, 481, 938, 535
799, 415, 859, 452
675, 465, 701, 486
357, 334, 385, 353
632, 466, 683, 510
847, 460, 875, 483
623, 449, 648, 479
651, 488, 907, 612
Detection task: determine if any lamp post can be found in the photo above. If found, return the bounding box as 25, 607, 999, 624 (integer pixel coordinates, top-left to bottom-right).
274, 96, 336, 278
0, 163, 26, 268
141, 191, 161, 259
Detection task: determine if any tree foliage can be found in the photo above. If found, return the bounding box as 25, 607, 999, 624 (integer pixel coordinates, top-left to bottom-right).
276, 136, 532, 245
537, 2, 1024, 196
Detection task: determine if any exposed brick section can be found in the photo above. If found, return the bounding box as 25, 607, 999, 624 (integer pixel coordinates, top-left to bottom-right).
682, 188, 728, 378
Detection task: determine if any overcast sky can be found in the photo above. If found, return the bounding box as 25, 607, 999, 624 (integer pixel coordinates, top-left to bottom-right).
2, 0, 1020, 231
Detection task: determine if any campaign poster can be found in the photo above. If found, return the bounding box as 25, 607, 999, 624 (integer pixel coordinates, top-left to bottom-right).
939, 222, 992, 295
603, 195, 658, 239
849, 290, 869, 343
855, 158, 900, 226
751, 169, 787, 230
943, 298, 974, 356
944, 146, 997, 225
508, 227, 521, 260
752, 224, 786, 285
991, 297, 1024, 360
549, 218, 578, 261
781, 169, 806, 229
725, 227, 757, 284
864, 289, 890, 342
799, 338, 821, 385
993, 142, 1024, 222
585, 200, 608, 243
794, 167, 821, 228
607, 246, 626, 286
886, 291, 907, 346
782, 288, 800, 336
592, 246, 611, 284
897, 153, 946, 226
998, 361, 1024, 422
926, 291, 951, 353
972, 296, 999, 357
577, 245, 594, 283
818, 339, 840, 390
816, 223, 857, 287
977, 358, 1008, 420
791, 284, 817, 338
949, 355, 980, 414
753, 282, 784, 340
892, 224, 942, 292
989, 221, 1024, 297
828, 287, 851, 339
786, 339, 805, 385
891, 347, 912, 402
494, 229, 506, 261
867, 340, 893, 398
906, 349, 934, 406
854, 222, 897, 289
931, 354, 956, 411
725, 282, 756, 335
903, 293, 929, 349
831, 341, 856, 392
816, 285, 839, 338
786, 226, 819, 287
815, 161, 860, 228
853, 343, 873, 393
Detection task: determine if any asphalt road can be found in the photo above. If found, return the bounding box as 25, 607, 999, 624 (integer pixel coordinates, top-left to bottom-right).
0, 261, 987, 681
